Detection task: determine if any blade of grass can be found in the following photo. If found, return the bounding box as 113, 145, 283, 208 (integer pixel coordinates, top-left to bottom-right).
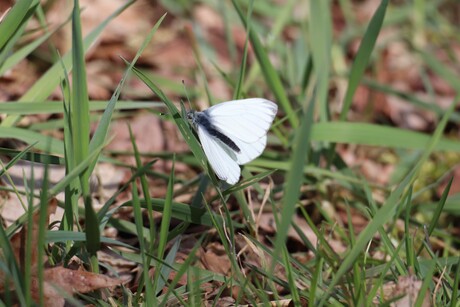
36, 160, 51, 306
0, 13, 66, 75
427, 176, 452, 237
131, 175, 154, 304
0, 147, 63, 165
24, 167, 36, 307
340, 0, 388, 120
0, 101, 160, 115
0, 127, 64, 154
414, 260, 436, 307
416, 176, 453, 256
311, 122, 460, 152
70, 0, 99, 267
155, 237, 181, 295
450, 257, 460, 307
128, 122, 157, 302
0, 0, 35, 48
419, 50, 460, 94
153, 158, 175, 295
231, 0, 298, 127
45, 231, 136, 250
233, 0, 253, 100
0, 143, 37, 177
281, 244, 301, 305
271, 95, 314, 273
309, 0, 332, 122
60, 54, 80, 233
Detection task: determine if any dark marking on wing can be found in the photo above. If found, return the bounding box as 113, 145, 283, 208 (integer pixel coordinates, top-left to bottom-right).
194, 112, 241, 153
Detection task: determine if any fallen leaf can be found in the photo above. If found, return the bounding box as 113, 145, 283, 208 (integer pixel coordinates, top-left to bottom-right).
29, 267, 122, 307
378, 275, 431, 307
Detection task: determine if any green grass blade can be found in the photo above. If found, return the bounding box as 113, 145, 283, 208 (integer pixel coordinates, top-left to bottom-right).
153, 158, 175, 295
311, 122, 460, 152
427, 176, 452, 237
116, 198, 232, 228
0, 126, 64, 154
130, 175, 155, 304
309, 0, 332, 122
70, 0, 99, 261
0, 147, 63, 165
233, 0, 253, 100
71, 0, 90, 173
155, 237, 181, 296
231, 0, 298, 127
272, 96, 314, 272
0, 14, 65, 75
450, 257, 460, 307
0, 0, 35, 48
60, 55, 79, 231
36, 159, 51, 305
0, 143, 37, 177
414, 260, 436, 307
419, 50, 460, 94
340, 0, 389, 120
0, 101, 160, 115
282, 245, 301, 305
45, 231, 136, 250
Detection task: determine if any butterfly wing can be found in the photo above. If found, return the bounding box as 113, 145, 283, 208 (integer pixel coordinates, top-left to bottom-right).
232, 134, 267, 165
205, 98, 278, 143
205, 98, 277, 165
197, 125, 241, 185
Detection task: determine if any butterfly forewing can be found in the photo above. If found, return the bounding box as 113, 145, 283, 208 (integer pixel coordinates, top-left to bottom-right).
206, 98, 278, 143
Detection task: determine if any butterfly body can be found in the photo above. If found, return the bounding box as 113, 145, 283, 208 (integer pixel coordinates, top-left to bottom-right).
187, 98, 277, 184
188, 111, 241, 153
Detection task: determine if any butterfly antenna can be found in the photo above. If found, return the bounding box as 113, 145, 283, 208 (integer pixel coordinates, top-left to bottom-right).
182, 80, 193, 111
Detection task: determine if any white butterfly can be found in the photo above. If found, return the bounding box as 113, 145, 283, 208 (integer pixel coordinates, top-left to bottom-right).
187, 98, 278, 185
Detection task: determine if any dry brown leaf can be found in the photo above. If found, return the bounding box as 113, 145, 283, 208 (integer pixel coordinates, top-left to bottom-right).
437, 164, 460, 197
28, 267, 122, 307
199, 244, 231, 276
106, 113, 165, 165
238, 299, 296, 307
378, 275, 431, 307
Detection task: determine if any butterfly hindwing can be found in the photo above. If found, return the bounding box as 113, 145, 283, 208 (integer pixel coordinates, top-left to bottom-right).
197, 125, 241, 184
